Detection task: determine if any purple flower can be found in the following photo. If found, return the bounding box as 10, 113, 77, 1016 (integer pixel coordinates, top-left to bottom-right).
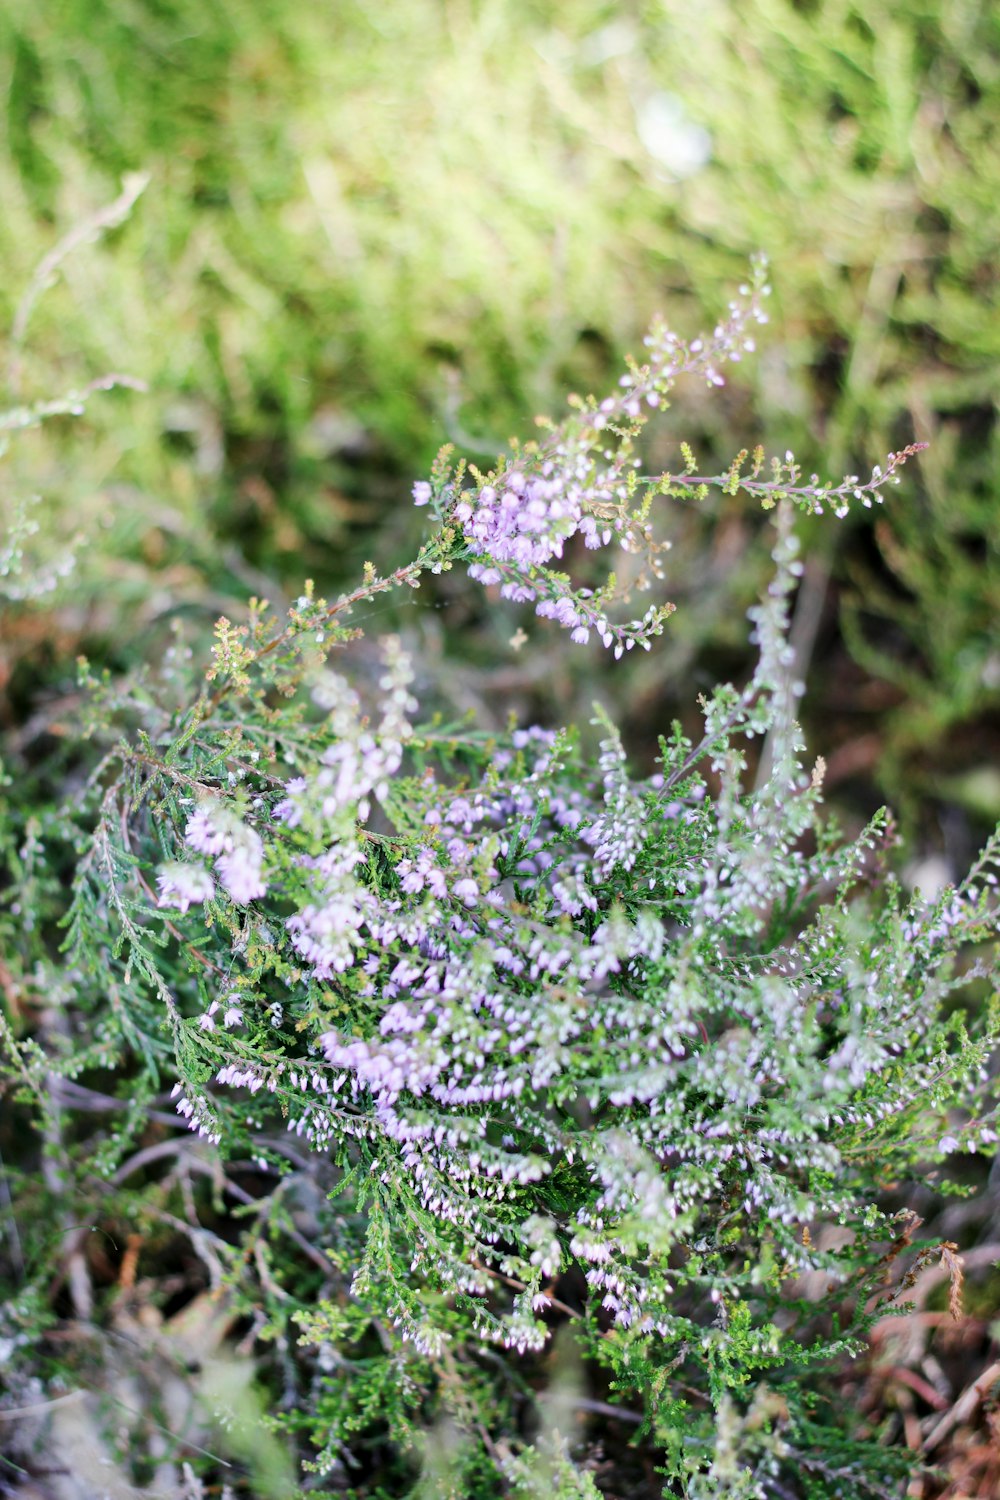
183, 802, 267, 904
216, 843, 267, 904
185, 806, 228, 856
453, 877, 480, 907
157, 862, 214, 913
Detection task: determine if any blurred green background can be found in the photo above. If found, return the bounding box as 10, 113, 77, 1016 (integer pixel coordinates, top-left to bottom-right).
2, 0, 998, 851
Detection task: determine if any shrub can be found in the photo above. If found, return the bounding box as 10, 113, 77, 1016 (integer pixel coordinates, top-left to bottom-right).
2, 268, 997, 1496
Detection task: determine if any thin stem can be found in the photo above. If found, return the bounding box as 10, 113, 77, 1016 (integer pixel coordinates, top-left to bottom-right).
205, 549, 441, 711
8, 173, 149, 395
647, 440, 927, 509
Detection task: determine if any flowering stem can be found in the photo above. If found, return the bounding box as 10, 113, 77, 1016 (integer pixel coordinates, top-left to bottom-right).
205, 539, 450, 710
650, 442, 927, 513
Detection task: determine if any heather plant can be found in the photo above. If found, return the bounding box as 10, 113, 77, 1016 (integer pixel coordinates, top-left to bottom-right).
3, 272, 998, 1496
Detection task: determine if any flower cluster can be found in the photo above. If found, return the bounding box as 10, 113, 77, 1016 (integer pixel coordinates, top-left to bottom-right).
410, 262, 774, 653
65, 269, 997, 1495
408, 258, 924, 675
157, 799, 267, 910
139, 512, 1000, 1377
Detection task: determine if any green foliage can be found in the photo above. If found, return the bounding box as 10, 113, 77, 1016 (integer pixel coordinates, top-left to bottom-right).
3, 320, 997, 1493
